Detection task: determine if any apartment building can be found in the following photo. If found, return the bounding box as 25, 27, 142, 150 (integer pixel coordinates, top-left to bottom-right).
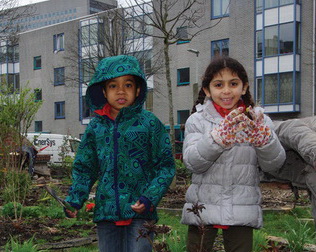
152, 0, 315, 141
3, 0, 315, 141
16, 0, 117, 138
18, 0, 152, 138
0, 0, 116, 93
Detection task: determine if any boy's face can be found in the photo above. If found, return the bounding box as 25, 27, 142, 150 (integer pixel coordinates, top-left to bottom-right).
103, 75, 140, 118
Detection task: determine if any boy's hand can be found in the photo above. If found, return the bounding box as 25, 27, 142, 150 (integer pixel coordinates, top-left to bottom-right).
131, 200, 146, 214
65, 208, 78, 218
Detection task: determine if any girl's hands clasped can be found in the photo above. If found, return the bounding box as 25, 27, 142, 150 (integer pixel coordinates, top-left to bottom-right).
211, 106, 271, 148
243, 107, 272, 147
211, 107, 250, 148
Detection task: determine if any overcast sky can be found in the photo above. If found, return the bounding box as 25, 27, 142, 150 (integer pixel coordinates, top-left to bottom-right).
18, 0, 129, 7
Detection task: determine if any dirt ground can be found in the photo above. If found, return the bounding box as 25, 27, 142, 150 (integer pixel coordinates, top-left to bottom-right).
0, 180, 312, 249
160, 181, 311, 210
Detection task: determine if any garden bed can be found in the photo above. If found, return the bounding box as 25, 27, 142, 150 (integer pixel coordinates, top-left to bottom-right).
0, 178, 313, 250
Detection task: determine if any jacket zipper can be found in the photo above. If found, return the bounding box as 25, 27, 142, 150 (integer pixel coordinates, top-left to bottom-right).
113, 121, 121, 219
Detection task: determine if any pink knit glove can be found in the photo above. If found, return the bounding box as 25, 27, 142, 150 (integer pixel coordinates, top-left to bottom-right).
211, 107, 250, 148
244, 107, 272, 147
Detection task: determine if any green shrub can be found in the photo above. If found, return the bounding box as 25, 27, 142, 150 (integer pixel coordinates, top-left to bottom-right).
22, 206, 41, 218
4, 236, 44, 252
2, 203, 41, 218
40, 203, 65, 219
2, 202, 22, 218
2, 170, 32, 204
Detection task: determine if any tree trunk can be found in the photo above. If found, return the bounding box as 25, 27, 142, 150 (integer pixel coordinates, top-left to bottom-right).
163, 41, 176, 156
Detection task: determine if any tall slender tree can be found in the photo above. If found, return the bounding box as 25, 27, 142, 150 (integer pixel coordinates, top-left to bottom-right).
120, 0, 226, 154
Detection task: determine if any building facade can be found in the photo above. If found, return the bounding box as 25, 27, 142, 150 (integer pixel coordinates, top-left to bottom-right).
18, 0, 152, 138
152, 0, 315, 142
0, 0, 116, 95
3, 0, 315, 140
17, 0, 117, 138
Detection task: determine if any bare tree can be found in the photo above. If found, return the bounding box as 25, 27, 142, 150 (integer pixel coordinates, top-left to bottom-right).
0, 0, 34, 42
61, 8, 161, 119
120, 0, 225, 154
64, 8, 161, 86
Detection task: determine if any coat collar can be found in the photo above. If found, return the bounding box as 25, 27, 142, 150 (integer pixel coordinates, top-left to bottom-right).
197, 99, 223, 124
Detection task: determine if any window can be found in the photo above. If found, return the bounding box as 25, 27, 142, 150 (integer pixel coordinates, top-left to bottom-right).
280, 0, 295, 5
82, 96, 91, 118
34, 88, 42, 101
262, 72, 296, 105
34, 56, 41, 70
55, 101, 65, 119
177, 68, 190, 86
211, 39, 229, 58
129, 50, 152, 74
264, 26, 278, 56
265, 0, 278, 9
82, 58, 97, 83
263, 23, 299, 57
0, 46, 6, 63
256, 31, 263, 58
256, 78, 262, 105
264, 0, 297, 9
125, 15, 151, 40
176, 27, 189, 44
296, 23, 301, 54
8, 74, 19, 93
279, 72, 293, 103
256, 0, 263, 13
14, 45, 19, 62
279, 23, 293, 54
53, 33, 64, 51
212, 0, 229, 19
177, 110, 190, 124
54, 67, 65, 85
7, 45, 18, 63
81, 23, 99, 46
35, 121, 42, 132
264, 74, 278, 104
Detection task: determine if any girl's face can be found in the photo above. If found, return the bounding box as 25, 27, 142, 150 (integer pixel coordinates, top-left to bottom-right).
203, 68, 248, 111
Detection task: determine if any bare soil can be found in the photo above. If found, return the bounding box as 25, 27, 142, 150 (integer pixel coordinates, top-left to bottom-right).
0, 180, 311, 250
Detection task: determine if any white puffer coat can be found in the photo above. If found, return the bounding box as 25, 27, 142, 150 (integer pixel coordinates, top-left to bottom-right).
181, 100, 286, 228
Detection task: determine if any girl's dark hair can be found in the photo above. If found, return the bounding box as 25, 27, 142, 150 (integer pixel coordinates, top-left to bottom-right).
191, 56, 255, 113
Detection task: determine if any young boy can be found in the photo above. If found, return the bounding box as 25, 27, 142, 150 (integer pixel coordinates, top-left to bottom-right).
65, 55, 175, 252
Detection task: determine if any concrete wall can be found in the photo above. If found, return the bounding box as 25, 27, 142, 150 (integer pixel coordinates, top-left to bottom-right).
19, 20, 87, 138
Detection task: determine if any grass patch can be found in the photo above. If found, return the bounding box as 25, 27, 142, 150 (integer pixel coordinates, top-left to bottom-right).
157, 209, 186, 233
262, 207, 315, 244
64, 245, 99, 252
155, 207, 315, 251
156, 209, 187, 251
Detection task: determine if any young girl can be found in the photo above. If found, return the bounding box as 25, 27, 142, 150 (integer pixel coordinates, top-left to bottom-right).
181, 57, 286, 252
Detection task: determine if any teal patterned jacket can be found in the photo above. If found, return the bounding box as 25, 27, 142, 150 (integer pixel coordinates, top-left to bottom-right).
66, 55, 175, 223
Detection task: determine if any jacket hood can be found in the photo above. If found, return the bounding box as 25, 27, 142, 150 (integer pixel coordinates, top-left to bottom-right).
86, 55, 147, 111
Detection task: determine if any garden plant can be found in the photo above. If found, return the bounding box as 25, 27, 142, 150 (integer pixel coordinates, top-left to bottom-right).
0, 124, 315, 251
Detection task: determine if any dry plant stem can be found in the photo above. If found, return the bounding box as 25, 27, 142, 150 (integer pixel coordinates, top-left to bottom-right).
198, 226, 205, 252
187, 203, 207, 252
145, 236, 155, 251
